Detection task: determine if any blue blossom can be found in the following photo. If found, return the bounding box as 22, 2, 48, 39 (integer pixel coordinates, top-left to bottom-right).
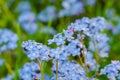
51, 60, 87, 80
0, 58, 4, 66
49, 17, 100, 44
48, 33, 66, 46
16, 1, 31, 13
105, 8, 115, 19
58, 9, 69, 17
38, 6, 57, 22
113, 18, 120, 35
48, 17, 109, 58
105, 17, 120, 35
22, 40, 51, 61
63, 30, 74, 41
117, 74, 120, 80
19, 62, 40, 80
85, 52, 99, 71
67, 17, 107, 37
100, 61, 120, 80
65, 39, 81, 56
50, 46, 70, 60
18, 12, 38, 34
89, 34, 110, 57
89, 17, 107, 34
1, 74, 13, 80
0, 29, 18, 53
49, 39, 82, 60
59, 0, 84, 17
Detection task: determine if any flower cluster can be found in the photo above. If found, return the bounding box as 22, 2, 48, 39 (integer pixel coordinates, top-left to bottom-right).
17, 1, 38, 34
19, 62, 40, 80
18, 12, 38, 34
85, 52, 98, 71
89, 34, 110, 57
38, 6, 57, 22
22, 40, 51, 61
0, 29, 18, 53
59, 0, 84, 17
51, 60, 87, 80
48, 17, 109, 58
105, 8, 120, 35
21, 17, 110, 80
112, 18, 120, 35
16, 1, 31, 13
100, 61, 120, 80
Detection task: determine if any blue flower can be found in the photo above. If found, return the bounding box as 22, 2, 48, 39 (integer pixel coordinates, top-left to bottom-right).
66, 40, 81, 56
16, 1, 31, 13
85, 52, 99, 71
0, 58, 4, 66
105, 8, 115, 19
48, 17, 109, 58
50, 46, 69, 60
18, 12, 38, 34
100, 61, 120, 80
51, 60, 87, 80
1, 74, 13, 80
48, 33, 66, 46
0, 29, 18, 53
19, 62, 40, 80
22, 40, 51, 61
38, 6, 57, 22
89, 34, 109, 57
63, 30, 74, 41
59, 0, 84, 17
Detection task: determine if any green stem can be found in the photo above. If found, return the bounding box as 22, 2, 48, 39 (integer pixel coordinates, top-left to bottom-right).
56, 59, 58, 80
78, 56, 85, 68
93, 40, 99, 74
78, 55, 89, 77
36, 58, 44, 80
5, 62, 13, 74
79, 34, 88, 77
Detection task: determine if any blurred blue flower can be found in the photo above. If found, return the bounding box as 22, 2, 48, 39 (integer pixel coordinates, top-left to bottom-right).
106, 8, 115, 19
0, 29, 18, 53
1, 74, 13, 80
0, 58, 4, 66
38, 6, 57, 22
59, 0, 84, 17
16, 1, 31, 13
18, 12, 38, 34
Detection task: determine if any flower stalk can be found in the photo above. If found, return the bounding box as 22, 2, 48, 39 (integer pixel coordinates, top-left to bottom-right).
36, 58, 44, 80
56, 59, 58, 80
